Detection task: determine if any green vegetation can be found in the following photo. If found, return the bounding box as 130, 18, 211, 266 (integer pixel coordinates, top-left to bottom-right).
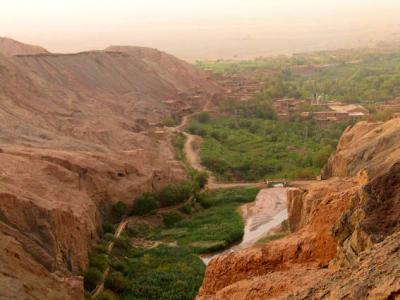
156, 188, 258, 253
131, 179, 202, 216
188, 115, 347, 181
157, 182, 193, 207
172, 133, 187, 162
118, 246, 205, 300
199, 49, 400, 102
86, 187, 259, 300
162, 211, 185, 227
84, 267, 104, 291
111, 202, 128, 220
132, 193, 160, 216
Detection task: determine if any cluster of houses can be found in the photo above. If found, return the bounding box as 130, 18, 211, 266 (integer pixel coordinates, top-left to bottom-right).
213, 74, 263, 102
272, 98, 369, 123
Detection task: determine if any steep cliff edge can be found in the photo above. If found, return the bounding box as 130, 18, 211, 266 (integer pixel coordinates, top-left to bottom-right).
0, 39, 220, 299
321, 119, 400, 179
198, 118, 400, 299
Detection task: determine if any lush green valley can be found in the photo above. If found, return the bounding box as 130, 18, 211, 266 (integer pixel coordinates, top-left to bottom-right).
188, 114, 348, 181
85, 187, 259, 300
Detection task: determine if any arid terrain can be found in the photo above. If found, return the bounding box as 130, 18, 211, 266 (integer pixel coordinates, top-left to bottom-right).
0, 37, 221, 299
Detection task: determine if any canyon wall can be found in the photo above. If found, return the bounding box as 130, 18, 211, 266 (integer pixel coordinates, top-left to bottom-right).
0, 39, 221, 299
198, 118, 400, 299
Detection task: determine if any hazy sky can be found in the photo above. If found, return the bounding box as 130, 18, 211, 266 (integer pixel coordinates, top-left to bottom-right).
1, 0, 400, 60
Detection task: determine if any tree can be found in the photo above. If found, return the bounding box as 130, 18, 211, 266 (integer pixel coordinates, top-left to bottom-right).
105, 271, 129, 293
84, 268, 103, 291
132, 193, 160, 215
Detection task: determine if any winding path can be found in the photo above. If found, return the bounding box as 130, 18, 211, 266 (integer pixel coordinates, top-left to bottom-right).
91, 217, 129, 299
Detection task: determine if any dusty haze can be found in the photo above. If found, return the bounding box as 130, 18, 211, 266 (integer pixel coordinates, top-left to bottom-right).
1, 0, 400, 60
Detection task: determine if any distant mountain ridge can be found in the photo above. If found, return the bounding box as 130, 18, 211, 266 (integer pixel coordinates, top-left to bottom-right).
0, 37, 49, 56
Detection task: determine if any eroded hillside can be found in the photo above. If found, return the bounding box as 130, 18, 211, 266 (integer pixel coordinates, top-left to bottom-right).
0, 40, 221, 299
198, 119, 400, 299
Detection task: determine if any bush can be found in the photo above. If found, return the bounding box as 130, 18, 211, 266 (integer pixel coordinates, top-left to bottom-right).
132, 193, 160, 215
102, 222, 115, 235
179, 203, 193, 214
111, 201, 128, 221
193, 171, 209, 190
103, 233, 115, 241
162, 212, 185, 227
84, 267, 103, 291
197, 188, 259, 208
196, 112, 211, 123
112, 236, 131, 257
96, 290, 117, 300
92, 242, 108, 254
157, 182, 192, 207
125, 219, 155, 238
105, 271, 129, 293
111, 259, 130, 275
89, 253, 109, 272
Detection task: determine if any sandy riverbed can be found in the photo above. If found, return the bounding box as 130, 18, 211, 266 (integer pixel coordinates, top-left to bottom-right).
201, 187, 289, 265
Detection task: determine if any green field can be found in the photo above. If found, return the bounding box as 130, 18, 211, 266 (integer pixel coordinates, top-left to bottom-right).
188, 115, 347, 181
199, 49, 400, 103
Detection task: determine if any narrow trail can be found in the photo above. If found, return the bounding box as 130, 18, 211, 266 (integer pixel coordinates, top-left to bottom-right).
169, 101, 269, 190
91, 217, 129, 299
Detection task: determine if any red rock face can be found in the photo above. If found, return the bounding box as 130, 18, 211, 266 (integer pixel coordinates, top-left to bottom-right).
198, 119, 400, 300
198, 178, 360, 299
0, 40, 222, 299
322, 119, 400, 179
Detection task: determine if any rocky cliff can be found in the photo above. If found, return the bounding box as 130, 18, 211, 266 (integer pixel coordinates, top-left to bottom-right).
198, 118, 400, 299
0, 39, 221, 299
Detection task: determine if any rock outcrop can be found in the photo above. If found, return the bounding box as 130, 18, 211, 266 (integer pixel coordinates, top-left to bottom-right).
321, 119, 400, 179
198, 118, 400, 299
0, 38, 222, 299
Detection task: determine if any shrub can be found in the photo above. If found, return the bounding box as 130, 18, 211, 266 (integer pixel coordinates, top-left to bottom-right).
197, 128, 208, 137
111, 201, 128, 221
125, 219, 155, 238
162, 211, 185, 227
193, 171, 209, 190
196, 112, 211, 123
102, 222, 115, 235
161, 116, 177, 127
103, 233, 115, 241
84, 267, 103, 291
112, 236, 131, 257
92, 242, 108, 254
105, 271, 129, 293
179, 203, 193, 214
157, 182, 192, 207
132, 193, 160, 215
187, 124, 200, 135
210, 130, 220, 140
111, 259, 130, 275
89, 253, 109, 272
95, 290, 117, 300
